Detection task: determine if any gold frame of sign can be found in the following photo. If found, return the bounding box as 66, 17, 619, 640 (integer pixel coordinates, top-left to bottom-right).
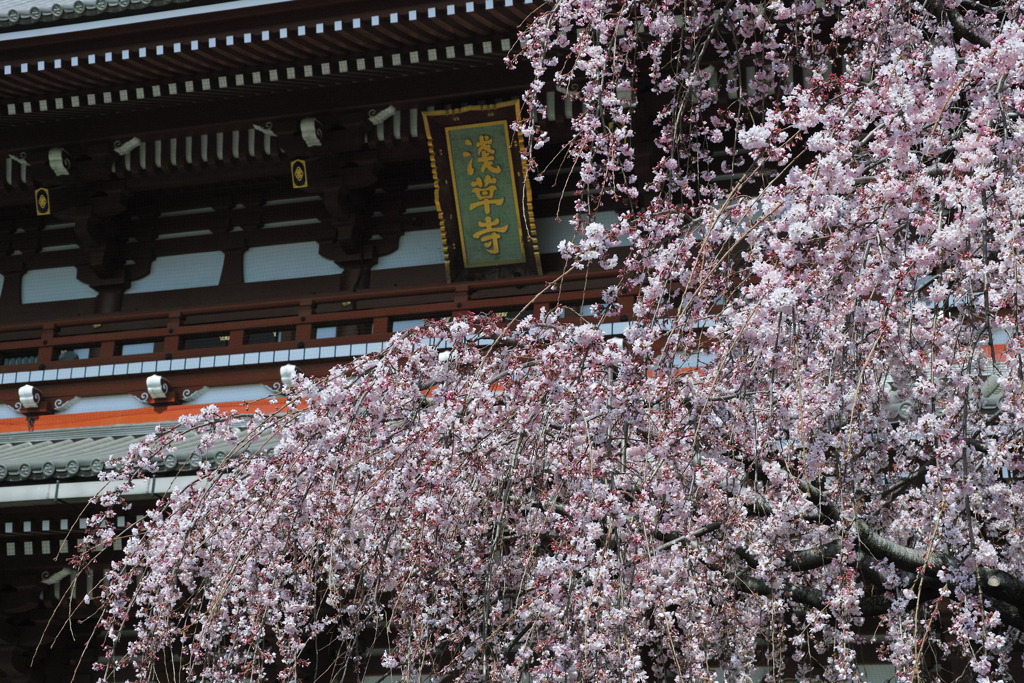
423, 101, 541, 281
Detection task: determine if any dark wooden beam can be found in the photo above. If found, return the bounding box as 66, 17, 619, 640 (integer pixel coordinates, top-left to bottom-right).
1, 63, 529, 152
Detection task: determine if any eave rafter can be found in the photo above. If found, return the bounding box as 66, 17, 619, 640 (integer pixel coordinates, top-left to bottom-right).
0, 56, 528, 155
0, 0, 536, 102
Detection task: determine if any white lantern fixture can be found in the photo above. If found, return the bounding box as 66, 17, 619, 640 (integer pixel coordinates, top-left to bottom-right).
300, 117, 323, 148
48, 147, 70, 176
279, 364, 298, 390
146, 374, 169, 400
18, 384, 40, 410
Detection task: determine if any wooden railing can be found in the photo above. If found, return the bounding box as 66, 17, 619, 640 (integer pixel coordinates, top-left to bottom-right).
0, 271, 625, 378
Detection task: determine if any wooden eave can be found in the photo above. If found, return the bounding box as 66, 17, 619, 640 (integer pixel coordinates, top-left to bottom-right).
0, 0, 538, 102
0, 1, 540, 160
0, 57, 530, 153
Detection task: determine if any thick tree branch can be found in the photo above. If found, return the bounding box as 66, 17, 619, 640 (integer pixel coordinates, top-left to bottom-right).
855, 521, 1024, 630
860, 594, 892, 617
855, 551, 888, 587
735, 547, 760, 569
881, 465, 928, 500
923, 0, 992, 47
794, 479, 840, 523
982, 594, 1024, 631
786, 540, 843, 571
978, 568, 1024, 617
733, 574, 825, 610
854, 519, 952, 572
735, 573, 891, 617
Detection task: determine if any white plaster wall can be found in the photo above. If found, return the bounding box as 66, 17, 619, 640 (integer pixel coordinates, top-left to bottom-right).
373, 230, 445, 270
127, 251, 225, 294
243, 241, 344, 283
22, 267, 96, 304
536, 210, 625, 254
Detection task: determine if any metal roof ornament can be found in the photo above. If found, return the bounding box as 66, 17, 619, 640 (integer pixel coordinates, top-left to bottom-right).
368, 106, 396, 127
113, 136, 142, 156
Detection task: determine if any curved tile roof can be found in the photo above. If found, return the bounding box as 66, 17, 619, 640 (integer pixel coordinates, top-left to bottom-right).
0, 422, 190, 485
0, 418, 279, 494
0, 0, 237, 31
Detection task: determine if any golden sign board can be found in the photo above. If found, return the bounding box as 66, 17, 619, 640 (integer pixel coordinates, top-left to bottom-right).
290, 159, 308, 189
423, 101, 541, 280
34, 188, 50, 216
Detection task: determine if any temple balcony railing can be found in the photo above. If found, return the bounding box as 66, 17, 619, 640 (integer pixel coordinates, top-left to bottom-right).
0, 270, 626, 396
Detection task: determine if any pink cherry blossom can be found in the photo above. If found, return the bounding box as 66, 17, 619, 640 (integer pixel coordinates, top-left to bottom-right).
77, 1, 1024, 681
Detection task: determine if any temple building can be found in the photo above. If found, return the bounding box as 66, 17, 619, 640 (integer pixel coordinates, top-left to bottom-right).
0, 1, 625, 679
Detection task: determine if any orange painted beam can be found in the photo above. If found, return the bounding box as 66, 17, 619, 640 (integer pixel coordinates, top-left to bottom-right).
0, 398, 282, 434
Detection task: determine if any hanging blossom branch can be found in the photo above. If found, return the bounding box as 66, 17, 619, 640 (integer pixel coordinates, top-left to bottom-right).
65, 1, 1024, 681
